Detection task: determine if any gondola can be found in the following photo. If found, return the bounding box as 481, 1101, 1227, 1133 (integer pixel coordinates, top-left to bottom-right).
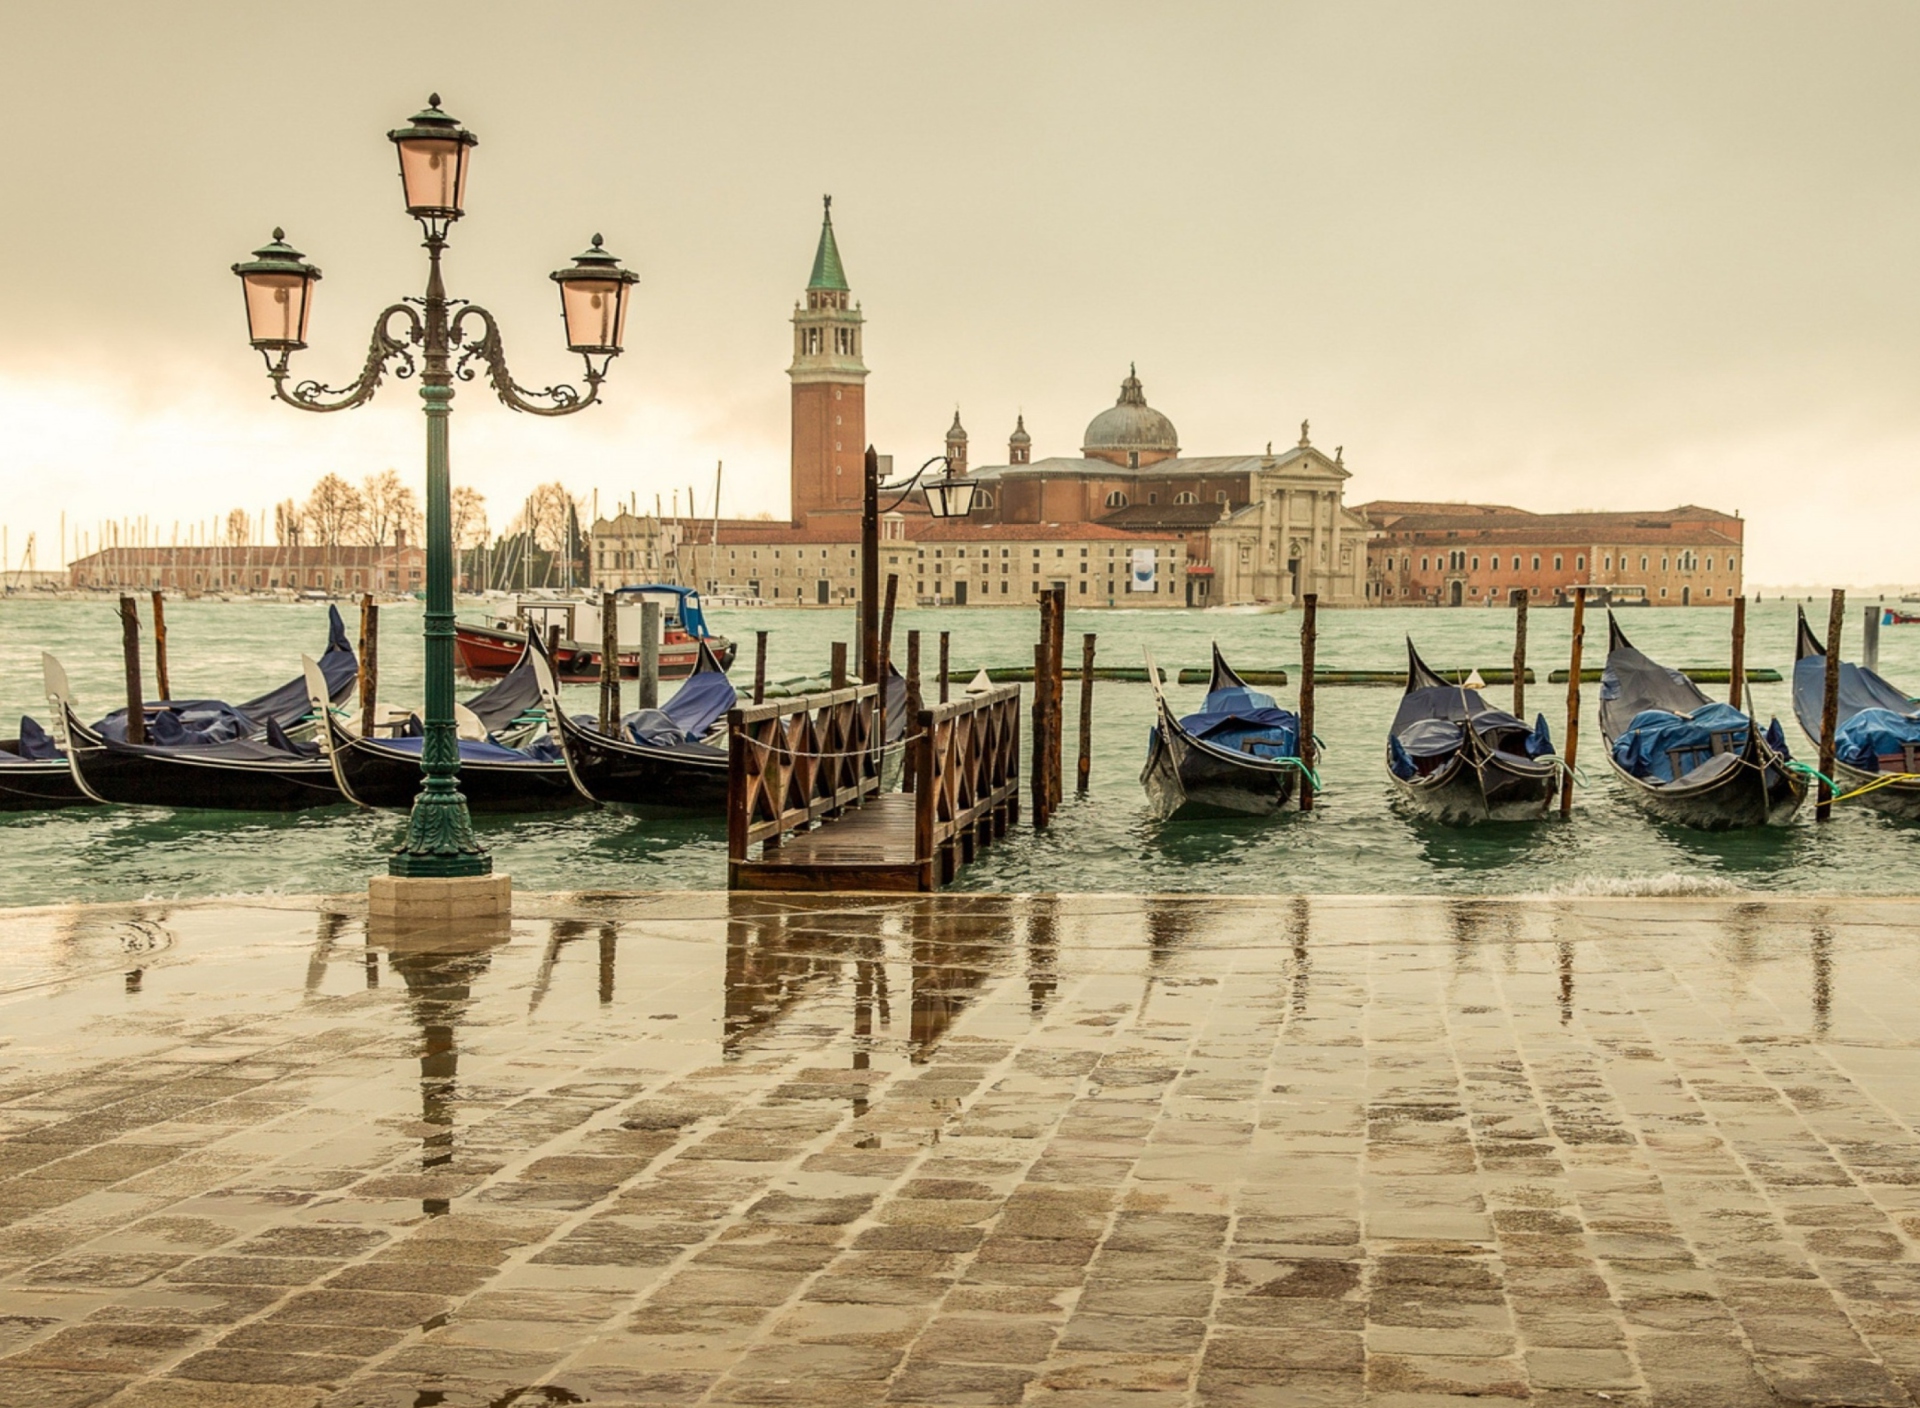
531, 635, 736, 812
1141, 645, 1303, 820
0, 716, 91, 811
35, 609, 360, 812
46, 655, 343, 811
1791, 607, 1920, 819
1599, 613, 1804, 829
302, 655, 586, 813
1386, 640, 1559, 824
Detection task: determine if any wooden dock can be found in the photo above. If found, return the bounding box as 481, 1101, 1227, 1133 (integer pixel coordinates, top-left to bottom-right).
727, 683, 1022, 892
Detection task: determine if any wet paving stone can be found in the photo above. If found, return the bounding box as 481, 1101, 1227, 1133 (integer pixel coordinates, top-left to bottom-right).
0, 893, 1918, 1403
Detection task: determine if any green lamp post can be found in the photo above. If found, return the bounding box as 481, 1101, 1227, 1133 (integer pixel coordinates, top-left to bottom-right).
233, 95, 639, 879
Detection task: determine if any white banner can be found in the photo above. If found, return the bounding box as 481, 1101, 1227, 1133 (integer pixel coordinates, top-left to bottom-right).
1129, 547, 1156, 593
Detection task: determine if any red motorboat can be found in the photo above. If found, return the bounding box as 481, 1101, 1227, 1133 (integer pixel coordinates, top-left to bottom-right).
456, 586, 735, 683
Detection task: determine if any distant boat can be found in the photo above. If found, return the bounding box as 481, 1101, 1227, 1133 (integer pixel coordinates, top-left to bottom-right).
1386, 640, 1558, 824
1792, 607, 1920, 820
1599, 613, 1803, 829
457, 584, 734, 682
1141, 645, 1303, 820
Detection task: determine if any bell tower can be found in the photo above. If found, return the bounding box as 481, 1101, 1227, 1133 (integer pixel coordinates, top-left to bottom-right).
789, 196, 867, 526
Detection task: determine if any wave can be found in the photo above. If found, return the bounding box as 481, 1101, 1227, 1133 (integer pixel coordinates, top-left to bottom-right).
1538, 873, 1746, 898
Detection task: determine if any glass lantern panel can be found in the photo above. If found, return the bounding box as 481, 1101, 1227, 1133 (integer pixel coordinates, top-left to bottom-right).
242, 272, 312, 347
561, 279, 623, 353
396, 137, 468, 214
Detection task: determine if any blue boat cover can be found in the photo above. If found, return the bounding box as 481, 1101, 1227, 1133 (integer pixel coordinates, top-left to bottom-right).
13, 716, 62, 761
464, 648, 544, 736
1791, 651, 1917, 749
1178, 685, 1300, 760
236, 604, 357, 726
1389, 643, 1553, 780
369, 734, 550, 765
1610, 701, 1755, 783
1832, 708, 1920, 772
660, 666, 737, 741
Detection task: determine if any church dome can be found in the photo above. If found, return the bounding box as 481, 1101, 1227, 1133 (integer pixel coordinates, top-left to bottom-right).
1082, 366, 1178, 461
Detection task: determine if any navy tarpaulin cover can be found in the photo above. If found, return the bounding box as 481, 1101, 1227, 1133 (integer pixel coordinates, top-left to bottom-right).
1598, 621, 1711, 743
660, 665, 737, 741
16, 716, 62, 761
1610, 702, 1752, 784
94, 700, 256, 747
1833, 709, 1920, 772
369, 735, 548, 765
464, 649, 542, 736
237, 604, 356, 727
1178, 684, 1299, 760
1389, 641, 1553, 779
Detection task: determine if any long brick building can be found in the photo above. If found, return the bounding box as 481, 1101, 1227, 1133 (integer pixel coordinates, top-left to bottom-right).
69, 533, 425, 596
1362, 502, 1744, 607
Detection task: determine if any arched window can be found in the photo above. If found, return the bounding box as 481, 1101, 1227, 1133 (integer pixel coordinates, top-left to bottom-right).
974, 490, 996, 510
1173, 491, 1198, 505
1104, 491, 1129, 509
1216, 490, 1228, 503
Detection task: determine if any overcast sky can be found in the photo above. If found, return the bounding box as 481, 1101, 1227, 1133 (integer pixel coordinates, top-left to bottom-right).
1, 3, 1914, 586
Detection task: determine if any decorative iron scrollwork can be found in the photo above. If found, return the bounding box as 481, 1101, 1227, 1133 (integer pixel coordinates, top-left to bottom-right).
450, 305, 604, 417
264, 304, 423, 413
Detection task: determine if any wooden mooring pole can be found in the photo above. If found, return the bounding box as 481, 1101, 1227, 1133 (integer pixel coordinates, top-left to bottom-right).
149, 590, 171, 701
118, 595, 144, 745
1031, 595, 1053, 830
599, 592, 621, 733
830, 641, 848, 691
1560, 588, 1585, 820
1076, 633, 1095, 796
1299, 593, 1318, 811
1512, 589, 1528, 718
938, 631, 951, 705
905, 630, 923, 792
1050, 586, 1066, 808
1864, 604, 1882, 674
1728, 594, 1747, 710
879, 574, 898, 755
1817, 588, 1844, 822
358, 594, 379, 737
752, 630, 768, 705
639, 600, 661, 710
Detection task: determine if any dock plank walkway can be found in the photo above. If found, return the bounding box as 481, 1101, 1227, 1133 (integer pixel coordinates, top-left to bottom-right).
732, 793, 927, 891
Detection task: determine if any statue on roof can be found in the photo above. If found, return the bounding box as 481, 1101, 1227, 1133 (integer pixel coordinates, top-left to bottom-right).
1298, 420, 1311, 447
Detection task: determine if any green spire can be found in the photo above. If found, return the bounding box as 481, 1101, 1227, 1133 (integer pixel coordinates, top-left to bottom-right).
808, 194, 849, 291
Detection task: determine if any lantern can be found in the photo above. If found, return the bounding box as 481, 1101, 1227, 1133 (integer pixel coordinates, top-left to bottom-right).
387, 94, 477, 221
231, 228, 321, 350
550, 235, 640, 355
922, 475, 978, 519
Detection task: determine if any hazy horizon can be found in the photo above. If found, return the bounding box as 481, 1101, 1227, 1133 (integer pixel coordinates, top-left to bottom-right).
1, 3, 1914, 587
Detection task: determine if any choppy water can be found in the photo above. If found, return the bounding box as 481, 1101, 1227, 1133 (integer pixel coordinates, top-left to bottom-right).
0, 593, 1912, 906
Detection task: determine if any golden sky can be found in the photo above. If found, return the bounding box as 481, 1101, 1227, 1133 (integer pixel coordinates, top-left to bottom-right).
0, 2, 1914, 585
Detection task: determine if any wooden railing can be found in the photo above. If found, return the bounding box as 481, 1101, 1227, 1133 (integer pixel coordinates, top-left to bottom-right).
912, 684, 1022, 885
727, 684, 879, 861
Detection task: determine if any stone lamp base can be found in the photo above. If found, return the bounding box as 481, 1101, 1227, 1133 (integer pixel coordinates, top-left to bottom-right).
369, 874, 512, 924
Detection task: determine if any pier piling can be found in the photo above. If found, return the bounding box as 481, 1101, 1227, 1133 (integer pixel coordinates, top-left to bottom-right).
1560, 588, 1586, 819
1512, 590, 1528, 718
118, 595, 144, 745
938, 632, 950, 705
599, 592, 620, 733
752, 631, 768, 704
1050, 586, 1067, 809
830, 641, 848, 691
639, 600, 661, 710
1729, 595, 1748, 709
149, 590, 170, 702
1818, 589, 1844, 822
879, 574, 897, 752
358, 595, 379, 738
1299, 593, 1318, 811
905, 630, 923, 791
1077, 633, 1096, 796
1864, 605, 1881, 673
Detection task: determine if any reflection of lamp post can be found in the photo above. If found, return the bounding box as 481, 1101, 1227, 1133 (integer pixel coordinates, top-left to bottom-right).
860, 450, 977, 684
233, 95, 638, 881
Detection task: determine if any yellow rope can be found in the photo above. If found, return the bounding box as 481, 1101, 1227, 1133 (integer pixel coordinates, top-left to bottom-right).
1832, 772, 1920, 804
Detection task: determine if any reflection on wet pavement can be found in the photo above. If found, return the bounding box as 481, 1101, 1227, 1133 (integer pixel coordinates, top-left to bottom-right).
0, 894, 1919, 1403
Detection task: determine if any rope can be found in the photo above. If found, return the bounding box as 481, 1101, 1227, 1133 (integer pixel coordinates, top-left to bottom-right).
1542, 755, 1589, 789
1831, 771, 1920, 804
1785, 759, 1840, 794
1274, 756, 1324, 792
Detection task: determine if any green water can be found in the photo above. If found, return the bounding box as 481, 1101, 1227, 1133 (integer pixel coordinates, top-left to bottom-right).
1, 594, 1913, 906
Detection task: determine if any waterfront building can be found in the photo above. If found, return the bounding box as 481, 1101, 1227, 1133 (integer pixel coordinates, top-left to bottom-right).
1362, 502, 1744, 606
67, 532, 425, 595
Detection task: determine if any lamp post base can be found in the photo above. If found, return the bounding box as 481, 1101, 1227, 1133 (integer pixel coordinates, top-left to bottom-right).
369, 873, 511, 925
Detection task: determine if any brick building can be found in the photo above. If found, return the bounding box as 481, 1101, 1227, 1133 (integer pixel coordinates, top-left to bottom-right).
1362, 502, 1744, 607
68, 533, 425, 596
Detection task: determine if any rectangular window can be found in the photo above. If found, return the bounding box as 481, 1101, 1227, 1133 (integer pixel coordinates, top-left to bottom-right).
1553, 555, 1562, 571
1576, 555, 1585, 570
1641, 555, 1649, 571
1532, 555, 1540, 571
1471, 555, 1479, 571
1421, 556, 1429, 571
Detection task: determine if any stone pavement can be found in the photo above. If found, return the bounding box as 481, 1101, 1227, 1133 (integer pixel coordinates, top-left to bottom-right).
0, 893, 1919, 1405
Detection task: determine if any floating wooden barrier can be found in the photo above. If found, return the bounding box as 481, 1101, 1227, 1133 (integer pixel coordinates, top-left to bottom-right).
1546, 667, 1781, 684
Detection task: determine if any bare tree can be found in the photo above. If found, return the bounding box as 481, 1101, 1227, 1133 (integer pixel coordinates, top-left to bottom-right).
360, 469, 420, 546
304, 473, 367, 546
525, 482, 577, 553
451, 485, 489, 550
274, 499, 305, 546
225, 508, 252, 547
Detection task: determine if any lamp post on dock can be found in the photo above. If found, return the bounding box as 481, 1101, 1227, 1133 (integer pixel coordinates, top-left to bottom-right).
860, 450, 977, 683
232, 95, 638, 884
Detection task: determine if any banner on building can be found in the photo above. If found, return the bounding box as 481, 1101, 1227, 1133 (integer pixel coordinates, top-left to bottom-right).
1129, 547, 1156, 593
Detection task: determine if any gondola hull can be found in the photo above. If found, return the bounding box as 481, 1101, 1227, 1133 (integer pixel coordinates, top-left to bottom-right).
60, 714, 344, 811
1827, 759, 1920, 821
322, 718, 586, 813
551, 713, 729, 812
455, 621, 732, 683
1604, 747, 1804, 830
1142, 724, 1296, 821
1390, 748, 1558, 825
0, 753, 94, 811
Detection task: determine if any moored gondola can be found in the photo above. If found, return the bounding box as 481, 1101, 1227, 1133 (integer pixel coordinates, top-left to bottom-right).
0, 716, 92, 811
1791, 607, 1920, 820
531, 635, 735, 812
1600, 613, 1804, 829
1386, 640, 1558, 824
302, 656, 586, 813
1141, 645, 1304, 821
46, 655, 344, 811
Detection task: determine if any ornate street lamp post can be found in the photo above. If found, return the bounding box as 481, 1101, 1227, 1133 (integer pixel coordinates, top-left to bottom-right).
233, 95, 638, 880
860, 450, 977, 684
